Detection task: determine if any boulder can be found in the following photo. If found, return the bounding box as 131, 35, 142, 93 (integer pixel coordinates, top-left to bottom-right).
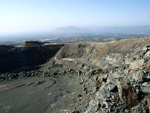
129, 59, 145, 70
144, 51, 150, 58
117, 83, 139, 108
132, 71, 144, 83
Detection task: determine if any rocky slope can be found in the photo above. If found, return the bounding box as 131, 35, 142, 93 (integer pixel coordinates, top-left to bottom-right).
54, 37, 150, 69
1, 37, 150, 113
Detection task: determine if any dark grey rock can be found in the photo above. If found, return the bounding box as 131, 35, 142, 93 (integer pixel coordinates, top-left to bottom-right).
107, 82, 117, 92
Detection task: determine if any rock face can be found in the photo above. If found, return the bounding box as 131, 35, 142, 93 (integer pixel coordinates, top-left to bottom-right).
0, 44, 63, 73
117, 83, 139, 108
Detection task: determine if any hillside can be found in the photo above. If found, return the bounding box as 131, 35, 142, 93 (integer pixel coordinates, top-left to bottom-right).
54, 37, 150, 69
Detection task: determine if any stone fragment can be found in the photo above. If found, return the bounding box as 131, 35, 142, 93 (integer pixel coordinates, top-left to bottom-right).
129, 59, 144, 70
59, 109, 69, 113
97, 74, 107, 83
93, 76, 98, 81
141, 87, 150, 93
98, 77, 103, 83
107, 82, 117, 91
142, 46, 148, 51
95, 106, 99, 112
142, 82, 149, 87
100, 74, 108, 79
144, 51, 150, 58
132, 71, 144, 83
117, 83, 139, 108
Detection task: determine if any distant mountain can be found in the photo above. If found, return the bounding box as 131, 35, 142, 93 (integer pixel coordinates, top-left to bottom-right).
100, 26, 150, 34
54, 26, 91, 33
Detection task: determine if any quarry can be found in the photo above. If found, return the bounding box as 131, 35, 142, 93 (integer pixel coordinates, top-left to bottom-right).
1, 37, 150, 113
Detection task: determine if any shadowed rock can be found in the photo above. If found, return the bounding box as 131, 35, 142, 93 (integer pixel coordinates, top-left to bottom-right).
0, 44, 63, 73
117, 83, 139, 108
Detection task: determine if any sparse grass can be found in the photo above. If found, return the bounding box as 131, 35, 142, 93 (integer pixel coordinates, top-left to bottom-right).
95, 68, 98, 71
102, 88, 106, 92
18, 76, 21, 79
78, 81, 82, 84
148, 90, 150, 96
144, 67, 150, 71
95, 68, 99, 73
65, 90, 68, 93
51, 73, 55, 77
113, 79, 116, 83
101, 69, 108, 73
86, 68, 89, 71
71, 90, 75, 93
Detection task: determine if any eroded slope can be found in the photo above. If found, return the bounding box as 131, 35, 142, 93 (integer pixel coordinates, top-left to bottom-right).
54, 37, 150, 69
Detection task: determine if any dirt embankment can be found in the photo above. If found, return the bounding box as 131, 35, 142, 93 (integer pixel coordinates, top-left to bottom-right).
22, 41, 40, 46
0, 44, 63, 73
54, 37, 150, 68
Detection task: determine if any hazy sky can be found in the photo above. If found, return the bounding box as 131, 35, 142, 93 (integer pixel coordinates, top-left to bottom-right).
0, 0, 150, 34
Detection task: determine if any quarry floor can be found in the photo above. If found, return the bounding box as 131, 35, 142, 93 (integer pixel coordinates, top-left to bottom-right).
0, 75, 90, 113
